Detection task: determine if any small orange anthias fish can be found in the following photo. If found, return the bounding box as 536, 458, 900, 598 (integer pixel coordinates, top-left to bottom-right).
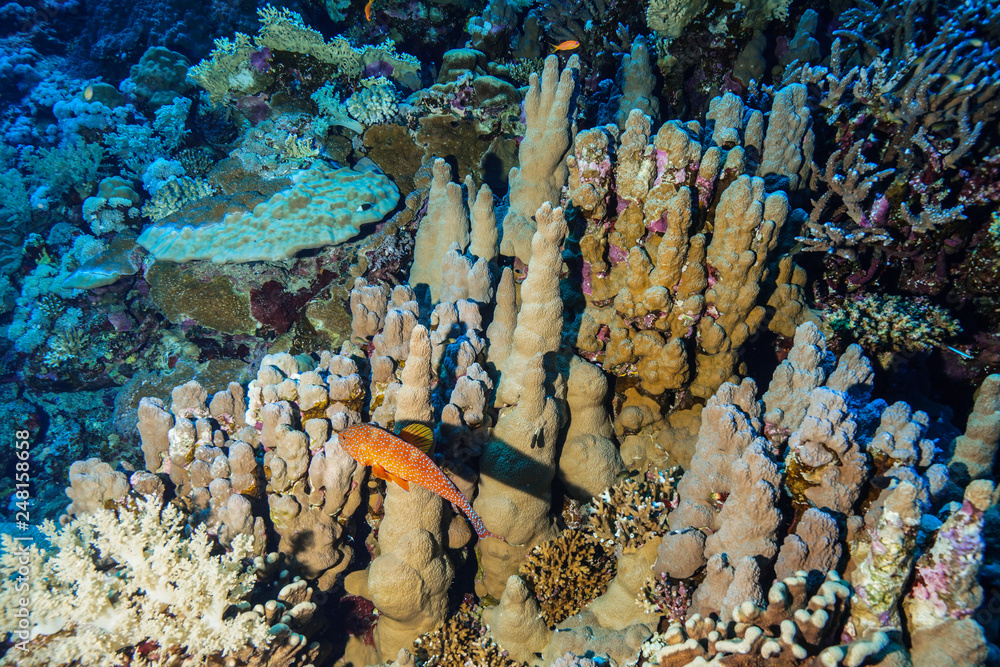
364, 0, 373, 21
551, 40, 580, 52
338, 423, 504, 541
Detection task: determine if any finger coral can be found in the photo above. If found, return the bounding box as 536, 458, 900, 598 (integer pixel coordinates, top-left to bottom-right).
518, 530, 617, 627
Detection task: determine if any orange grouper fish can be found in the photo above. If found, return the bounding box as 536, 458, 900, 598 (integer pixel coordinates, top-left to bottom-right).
338, 423, 504, 541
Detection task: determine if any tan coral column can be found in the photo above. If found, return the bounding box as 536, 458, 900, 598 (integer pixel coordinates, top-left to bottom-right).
475, 353, 561, 598
494, 203, 569, 407
501, 54, 579, 263
352, 482, 454, 661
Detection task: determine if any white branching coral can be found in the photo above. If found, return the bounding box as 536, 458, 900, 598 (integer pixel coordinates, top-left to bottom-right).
346, 76, 399, 126
0, 496, 270, 666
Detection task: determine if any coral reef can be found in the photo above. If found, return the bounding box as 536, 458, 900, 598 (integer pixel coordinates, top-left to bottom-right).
2, 2, 1000, 667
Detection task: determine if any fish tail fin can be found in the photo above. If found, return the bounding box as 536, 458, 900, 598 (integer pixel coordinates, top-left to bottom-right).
490, 532, 526, 547
472, 516, 509, 543
478, 528, 524, 546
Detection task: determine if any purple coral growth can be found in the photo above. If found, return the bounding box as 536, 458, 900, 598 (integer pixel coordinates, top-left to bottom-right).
250, 46, 272, 72
582, 260, 593, 295
643, 573, 691, 626
236, 94, 270, 125
364, 60, 394, 78
909, 498, 986, 620
107, 311, 132, 332
647, 212, 669, 234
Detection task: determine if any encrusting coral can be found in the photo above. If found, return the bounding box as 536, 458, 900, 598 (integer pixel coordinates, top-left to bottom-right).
138, 161, 400, 263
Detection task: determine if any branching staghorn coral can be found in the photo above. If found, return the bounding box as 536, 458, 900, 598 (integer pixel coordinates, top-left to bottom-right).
518, 529, 617, 627
798, 140, 893, 259
826, 293, 961, 363
583, 469, 678, 556
784, 10, 1000, 272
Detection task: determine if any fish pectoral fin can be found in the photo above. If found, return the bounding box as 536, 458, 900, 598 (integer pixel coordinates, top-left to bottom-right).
373, 463, 411, 490
397, 423, 434, 454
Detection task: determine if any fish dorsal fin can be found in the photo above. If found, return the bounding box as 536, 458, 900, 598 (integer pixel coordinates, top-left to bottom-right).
397, 424, 434, 454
